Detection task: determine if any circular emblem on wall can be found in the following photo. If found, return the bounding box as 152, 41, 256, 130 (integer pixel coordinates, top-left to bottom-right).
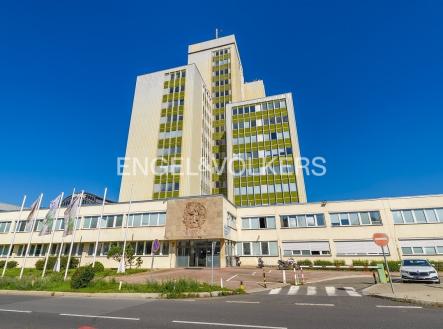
182, 201, 207, 236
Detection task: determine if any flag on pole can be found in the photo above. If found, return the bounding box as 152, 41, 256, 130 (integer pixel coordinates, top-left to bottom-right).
39, 194, 63, 236
24, 198, 40, 232
63, 194, 82, 237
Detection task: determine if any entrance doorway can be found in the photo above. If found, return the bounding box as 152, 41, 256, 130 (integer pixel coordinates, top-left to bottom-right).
176, 240, 220, 267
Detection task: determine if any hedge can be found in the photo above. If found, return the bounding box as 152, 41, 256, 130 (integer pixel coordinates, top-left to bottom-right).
0, 260, 18, 269
35, 256, 79, 271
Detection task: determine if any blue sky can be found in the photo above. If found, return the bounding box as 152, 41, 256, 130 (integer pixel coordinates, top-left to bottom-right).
1, 0, 442, 206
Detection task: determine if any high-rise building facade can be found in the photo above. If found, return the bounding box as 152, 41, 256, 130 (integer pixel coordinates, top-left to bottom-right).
119, 34, 305, 205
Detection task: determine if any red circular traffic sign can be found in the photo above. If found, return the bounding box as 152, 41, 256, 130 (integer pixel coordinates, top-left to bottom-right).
373, 233, 389, 247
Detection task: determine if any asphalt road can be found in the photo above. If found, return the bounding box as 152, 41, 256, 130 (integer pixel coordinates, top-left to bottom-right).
0, 282, 441, 329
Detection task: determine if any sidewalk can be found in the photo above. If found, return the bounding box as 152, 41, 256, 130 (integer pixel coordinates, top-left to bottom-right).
363, 283, 443, 307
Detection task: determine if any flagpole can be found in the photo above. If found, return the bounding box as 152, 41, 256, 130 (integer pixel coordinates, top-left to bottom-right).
20, 193, 43, 280
92, 187, 107, 267
118, 185, 133, 274
2, 195, 27, 277
55, 188, 75, 272
41, 192, 64, 278
64, 191, 84, 281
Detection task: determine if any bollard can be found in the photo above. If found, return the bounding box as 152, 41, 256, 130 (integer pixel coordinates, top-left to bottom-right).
282, 270, 287, 284
372, 271, 377, 284
263, 269, 267, 288
240, 280, 245, 290
300, 267, 305, 285
119, 281, 123, 291
220, 277, 224, 289
294, 268, 299, 285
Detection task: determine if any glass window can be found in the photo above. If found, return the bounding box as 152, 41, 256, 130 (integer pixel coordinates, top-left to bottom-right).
280, 216, 288, 228
412, 247, 423, 254
350, 213, 360, 225
437, 246, 443, 254
243, 242, 251, 255
306, 215, 316, 226
370, 211, 382, 224
392, 211, 403, 224
424, 209, 437, 223
296, 215, 306, 227
136, 242, 144, 255
340, 214, 350, 226
261, 242, 269, 255
133, 214, 142, 227
403, 210, 414, 223
266, 217, 276, 229
402, 247, 413, 255
436, 208, 443, 222
141, 214, 150, 226
115, 215, 123, 227
106, 216, 114, 228
330, 214, 340, 226
424, 246, 436, 254
316, 214, 325, 226
150, 213, 160, 226
360, 212, 371, 225
241, 218, 249, 229
158, 213, 166, 225
83, 217, 91, 229
414, 210, 426, 223
252, 242, 261, 255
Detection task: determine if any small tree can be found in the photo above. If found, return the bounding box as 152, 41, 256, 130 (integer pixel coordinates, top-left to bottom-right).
107, 244, 142, 269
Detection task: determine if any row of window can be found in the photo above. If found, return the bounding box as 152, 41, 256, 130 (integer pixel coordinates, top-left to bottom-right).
212, 68, 230, 77
162, 99, 185, 109
158, 130, 182, 140
159, 114, 183, 124
157, 146, 181, 157
232, 130, 291, 145
166, 70, 186, 80
153, 183, 180, 192
237, 241, 278, 256
234, 183, 298, 197
155, 165, 181, 175
213, 48, 230, 56
281, 214, 325, 228
242, 216, 276, 229
330, 211, 382, 226
233, 164, 296, 177
232, 100, 287, 116
214, 90, 230, 97
212, 58, 230, 66
233, 147, 293, 160
232, 116, 289, 130
392, 208, 443, 224
213, 79, 230, 87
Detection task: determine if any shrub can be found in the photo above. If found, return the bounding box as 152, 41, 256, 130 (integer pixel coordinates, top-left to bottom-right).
35, 259, 45, 270
91, 262, 105, 273
387, 260, 401, 272
430, 261, 443, 271
71, 266, 95, 289
34, 256, 79, 271
0, 260, 18, 269
352, 260, 369, 267
369, 260, 384, 267
297, 259, 312, 266
313, 260, 333, 266
333, 259, 346, 266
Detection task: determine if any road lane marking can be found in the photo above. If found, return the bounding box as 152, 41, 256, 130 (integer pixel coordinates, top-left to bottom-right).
226, 274, 238, 281
295, 303, 335, 307
59, 313, 140, 321
344, 287, 361, 297
269, 288, 282, 294
226, 301, 260, 304
288, 286, 300, 295
172, 320, 287, 329
376, 305, 423, 309
0, 308, 32, 313
307, 286, 317, 295
325, 286, 336, 296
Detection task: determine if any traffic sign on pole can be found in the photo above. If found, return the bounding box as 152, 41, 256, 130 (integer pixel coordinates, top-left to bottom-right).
373, 233, 394, 295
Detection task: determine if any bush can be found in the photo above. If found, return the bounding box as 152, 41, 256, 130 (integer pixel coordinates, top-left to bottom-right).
34, 256, 79, 271
91, 262, 105, 273
297, 259, 312, 266
387, 260, 401, 272
71, 266, 95, 289
333, 259, 346, 266
0, 260, 18, 269
430, 261, 443, 271
313, 260, 333, 266
352, 260, 369, 267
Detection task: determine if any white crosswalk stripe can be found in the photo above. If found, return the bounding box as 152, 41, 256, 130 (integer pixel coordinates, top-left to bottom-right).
269, 288, 282, 294
325, 286, 336, 296
288, 286, 300, 295
267, 286, 362, 297
344, 287, 362, 297
307, 286, 317, 295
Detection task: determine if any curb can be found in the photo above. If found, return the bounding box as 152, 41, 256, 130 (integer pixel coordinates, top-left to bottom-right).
362, 286, 443, 308
0, 290, 234, 299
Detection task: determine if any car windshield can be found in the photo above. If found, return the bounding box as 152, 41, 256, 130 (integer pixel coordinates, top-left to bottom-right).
403, 260, 430, 266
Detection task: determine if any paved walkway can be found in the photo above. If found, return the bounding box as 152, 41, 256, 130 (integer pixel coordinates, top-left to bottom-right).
117, 268, 373, 292
363, 283, 443, 306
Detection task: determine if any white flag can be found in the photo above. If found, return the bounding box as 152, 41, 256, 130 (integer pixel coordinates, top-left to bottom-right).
39, 194, 62, 236
63, 194, 82, 236
24, 198, 40, 232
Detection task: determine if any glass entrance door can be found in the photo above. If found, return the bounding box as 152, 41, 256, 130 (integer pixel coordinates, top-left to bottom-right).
176, 240, 220, 267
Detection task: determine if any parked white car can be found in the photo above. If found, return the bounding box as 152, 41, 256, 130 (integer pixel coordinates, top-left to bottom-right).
400, 259, 440, 283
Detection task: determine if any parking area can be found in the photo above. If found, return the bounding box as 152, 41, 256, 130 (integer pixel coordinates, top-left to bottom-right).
118, 267, 375, 292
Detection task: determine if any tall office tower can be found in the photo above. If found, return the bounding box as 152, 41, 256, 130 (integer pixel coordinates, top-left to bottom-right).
188, 35, 265, 196
119, 64, 213, 202
226, 94, 307, 206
